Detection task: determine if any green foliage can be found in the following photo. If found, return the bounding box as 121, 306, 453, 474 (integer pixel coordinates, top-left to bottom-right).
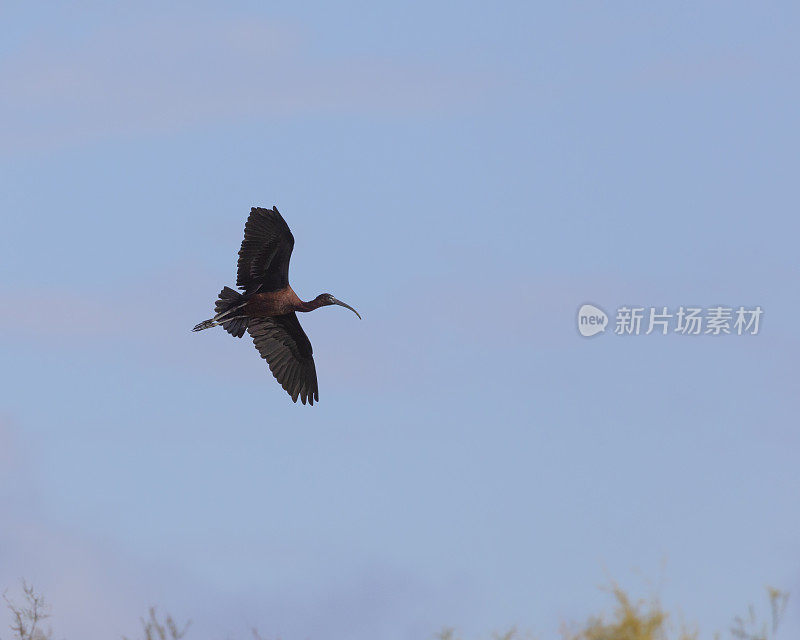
2, 582, 51, 640
1, 581, 790, 639
436, 585, 789, 640
560, 584, 694, 640
729, 588, 789, 640
122, 607, 190, 640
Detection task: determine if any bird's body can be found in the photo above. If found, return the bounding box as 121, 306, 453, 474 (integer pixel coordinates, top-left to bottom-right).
245, 286, 321, 316
192, 206, 360, 405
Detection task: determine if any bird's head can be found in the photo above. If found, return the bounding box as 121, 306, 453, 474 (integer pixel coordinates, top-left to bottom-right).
315, 293, 361, 319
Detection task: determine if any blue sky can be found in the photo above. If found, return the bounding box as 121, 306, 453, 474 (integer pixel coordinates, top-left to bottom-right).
1, 2, 799, 638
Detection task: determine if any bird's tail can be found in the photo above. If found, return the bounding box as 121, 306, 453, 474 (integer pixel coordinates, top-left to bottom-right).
215, 286, 248, 338
192, 286, 248, 337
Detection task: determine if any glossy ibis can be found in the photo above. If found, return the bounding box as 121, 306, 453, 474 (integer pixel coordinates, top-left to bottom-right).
192, 206, 360, 405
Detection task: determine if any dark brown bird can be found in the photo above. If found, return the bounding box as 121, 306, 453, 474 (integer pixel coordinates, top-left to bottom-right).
192, 206, 360, 405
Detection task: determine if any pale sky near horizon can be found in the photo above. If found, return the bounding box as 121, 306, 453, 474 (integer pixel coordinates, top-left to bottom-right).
1, 2, 800, 639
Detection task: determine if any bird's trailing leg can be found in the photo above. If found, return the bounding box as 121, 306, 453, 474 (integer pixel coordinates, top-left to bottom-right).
214, 301, 247, 321
192, 318, 217, 331
192, 312, 247, 332
192, 299, 249, 332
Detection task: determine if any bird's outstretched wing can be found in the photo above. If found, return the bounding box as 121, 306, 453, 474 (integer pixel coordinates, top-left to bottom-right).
248, 313, 319, 405
237, 206, 295, 292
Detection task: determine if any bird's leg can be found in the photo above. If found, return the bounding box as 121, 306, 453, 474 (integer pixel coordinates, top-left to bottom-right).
192, 314, 248, 332
209, 314, 247, 328
213, 302, 248, 322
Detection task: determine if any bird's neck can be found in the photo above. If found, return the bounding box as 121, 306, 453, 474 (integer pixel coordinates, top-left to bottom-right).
296, 297, 325, 313
280, 285, 322, 313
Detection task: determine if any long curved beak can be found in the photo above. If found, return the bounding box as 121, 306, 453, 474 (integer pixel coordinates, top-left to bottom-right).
331, 297, 361, 319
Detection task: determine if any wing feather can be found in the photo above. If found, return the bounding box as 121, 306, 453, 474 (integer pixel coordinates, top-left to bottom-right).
237, 206, 295, 292
247, 313, 319, 405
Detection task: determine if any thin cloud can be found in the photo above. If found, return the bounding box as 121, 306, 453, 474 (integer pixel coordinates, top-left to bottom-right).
0, 415, 464, 640
0, 14, 494, 153
632, 52, 760, 88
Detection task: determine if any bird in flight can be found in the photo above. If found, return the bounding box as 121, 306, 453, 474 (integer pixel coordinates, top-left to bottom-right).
192, 206, 360, 405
